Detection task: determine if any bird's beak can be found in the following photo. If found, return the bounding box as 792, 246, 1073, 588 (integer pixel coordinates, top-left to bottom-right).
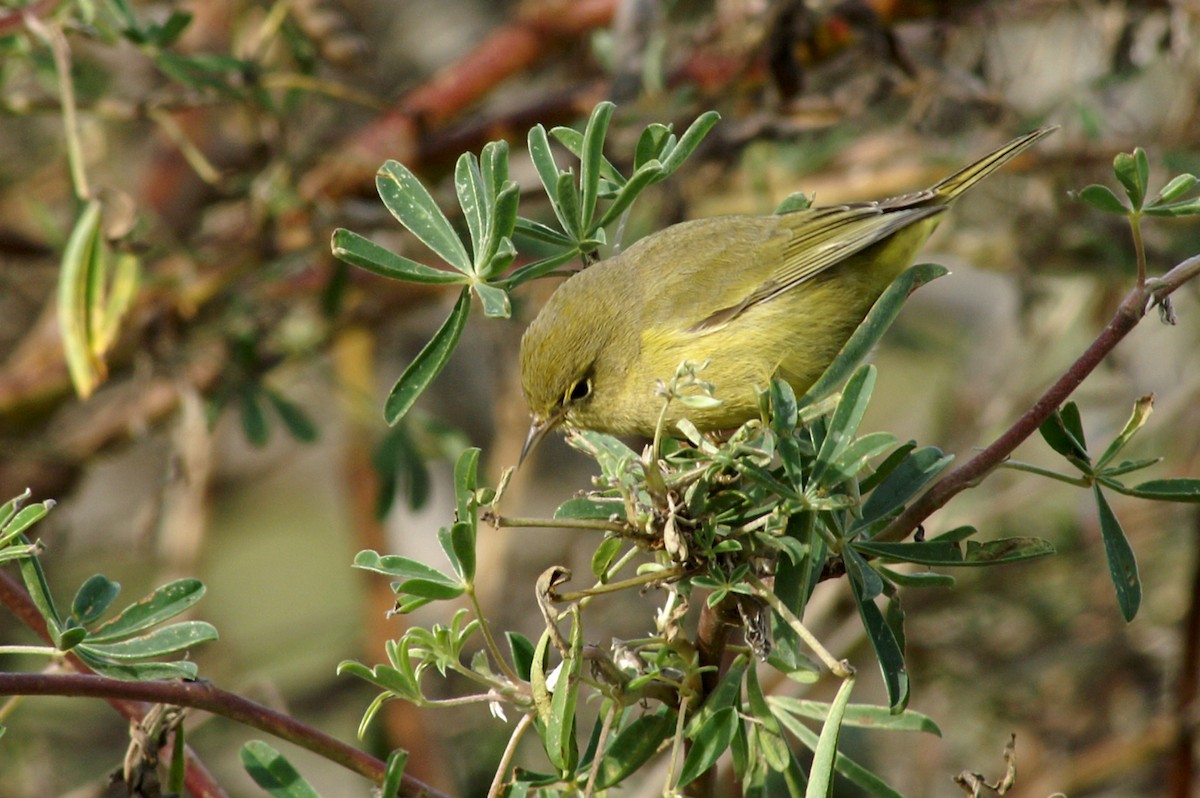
520, 412, 560, 465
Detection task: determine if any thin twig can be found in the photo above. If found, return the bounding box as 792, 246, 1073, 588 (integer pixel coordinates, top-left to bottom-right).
487, 712, 535, 798
750, 576, 853, 678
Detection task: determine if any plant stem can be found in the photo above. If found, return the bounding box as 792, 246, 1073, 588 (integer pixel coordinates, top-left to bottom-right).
750, 575, 853, 678
493, 515, 629, 533
487, 712, 534, 798
0, 671, 451, 798
24, 14, 89, 199
468, 585, 523, 685
554, 564, 686, 601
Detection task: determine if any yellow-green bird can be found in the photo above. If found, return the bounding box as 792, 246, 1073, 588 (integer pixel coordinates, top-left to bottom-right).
520, 127, 1056, 458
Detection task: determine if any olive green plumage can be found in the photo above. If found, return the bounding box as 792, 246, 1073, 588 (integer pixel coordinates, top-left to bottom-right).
519, 127, 1055, 452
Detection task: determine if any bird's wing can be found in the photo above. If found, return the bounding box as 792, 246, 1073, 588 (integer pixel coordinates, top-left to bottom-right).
689, 203, 945, 332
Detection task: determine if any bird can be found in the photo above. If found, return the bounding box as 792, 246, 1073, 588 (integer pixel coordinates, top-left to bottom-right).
519, 126, 1056, 460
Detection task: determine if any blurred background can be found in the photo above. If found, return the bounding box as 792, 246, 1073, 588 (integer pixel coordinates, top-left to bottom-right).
1, 0, 1198, 795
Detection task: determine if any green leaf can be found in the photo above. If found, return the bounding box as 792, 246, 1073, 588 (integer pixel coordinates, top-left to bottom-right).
831, 432, 898, 483
1113, 148, 1149, 210
455, 152, 488, 261
774, 710, 903, 798
351, 550, 462, 603
592, 159, 665, 231
1143, 197, 1200, 217
805, 676, 855, 798
594, 708, 676, 789
1078, 184, 1128, 214
507, 631, 535, 681
677, 706, 738, 788
331, 228, 464, 285
375, 161, 471, 273
659, 111, 720, 175
1093, 485, 1141, 621
241, 741, 322, 798
770, 696, 941, 735
775, 192, 814, 214
18, 552, 63, 638
88, 579, 206, 643
850, 579, 908, 711
1150, 173, 1197, 205
769, 379, 799, 436
384, 288, 470, 424
1039, 404, 1089, 463
842, 546, 883, 601
591, 536, 623, 580
810, 365, 876, 487
58, 199, 105, 398
472, 280, 511, 318
746, 665, 790, 772
512, 217, 575, 249
265, 389, 318, 443
2, 501, 53, 542
528, 124, 562, 208
500, 247, 581, 291
858, 447, 953, 530
554, 171, 583, 241
853, 537, 1055, 566
579, 101, 615, 231
546, 612, 583, 772
803, 263, 949, 404
1096, 395, 1153, 470
1121, 477, 1200, 502
453, 447, 480, 524
381, 750, 409, 798
859, 442, 916, 493
240, 388, 270, 447
59, 623, 88, 651
0, 489, 31, 531
1059, 401, 1087, 451
634, 123, 671, 170
73, 654, 199, 681
71, 574, 121, 625
556, 497, 622, 521
82, 621, 217, 660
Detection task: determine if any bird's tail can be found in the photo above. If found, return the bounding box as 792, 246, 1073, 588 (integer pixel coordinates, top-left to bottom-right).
929, 126, 1058, 203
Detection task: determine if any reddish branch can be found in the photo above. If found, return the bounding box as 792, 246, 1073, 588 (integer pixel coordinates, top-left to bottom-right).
0, 569, 449, 798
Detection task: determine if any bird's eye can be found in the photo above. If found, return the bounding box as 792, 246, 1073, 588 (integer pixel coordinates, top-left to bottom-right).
567, 378, 592, 403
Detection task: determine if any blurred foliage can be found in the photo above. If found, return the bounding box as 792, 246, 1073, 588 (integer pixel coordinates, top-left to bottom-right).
1, 0, 1199, 796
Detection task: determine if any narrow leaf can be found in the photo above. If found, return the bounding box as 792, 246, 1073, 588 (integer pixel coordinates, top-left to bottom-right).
802, 263, 949, 404
660, 111, 720, 175
381, 750, 409, 798
455, 152, 488, 261
858, 447, 953, 530
594, 709, 675, 789
579, 101, 615, 230
241, 741, 322, 798
1096, 395, 1153, 470
1150, 173, 1197, 205
58, 199, 105, 398
331, 229, 465, 285
1122, 477, 1200, 503
850, 579, 908, 711
384, 288, 470, 424
1093, 485, 1141, 621
805, 676, 855, 798
82, 620, 218, 659
72, 574, 121, 625
677, 706, 738, 788
1078, 184, 1128, 214
376, 161, 471, 272
88, 579, 206, 643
